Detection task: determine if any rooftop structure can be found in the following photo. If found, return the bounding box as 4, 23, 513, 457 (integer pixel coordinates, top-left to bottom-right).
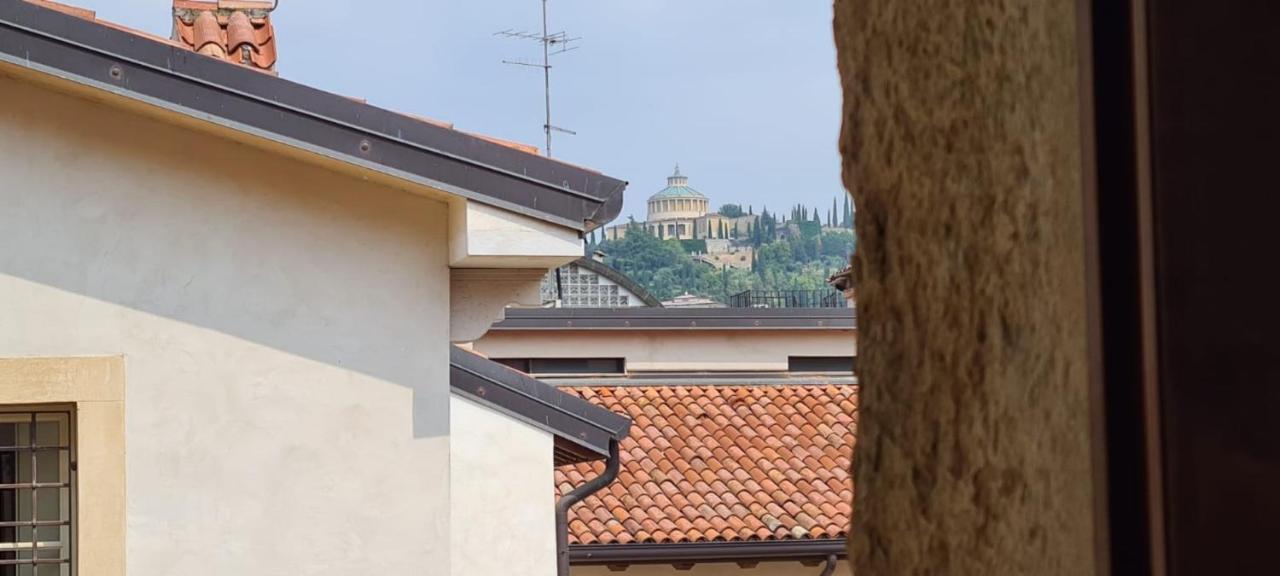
541, 256, 663, 308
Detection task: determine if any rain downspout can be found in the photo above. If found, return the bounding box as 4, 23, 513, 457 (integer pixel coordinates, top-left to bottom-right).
556, 439, 621, 576
818, 553, 839, 576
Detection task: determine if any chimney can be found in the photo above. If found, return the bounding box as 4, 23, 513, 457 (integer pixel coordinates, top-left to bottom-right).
172, 1, 278, 73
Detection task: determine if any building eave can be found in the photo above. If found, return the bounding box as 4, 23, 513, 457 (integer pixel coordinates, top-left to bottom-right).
449, 346, 631, 465
0, 1, 626, 232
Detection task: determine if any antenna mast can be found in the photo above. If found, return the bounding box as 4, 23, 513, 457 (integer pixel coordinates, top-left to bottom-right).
496, 0, 579, 157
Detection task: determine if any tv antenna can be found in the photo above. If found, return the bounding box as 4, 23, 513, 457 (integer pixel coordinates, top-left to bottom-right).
496, 0, 580, 158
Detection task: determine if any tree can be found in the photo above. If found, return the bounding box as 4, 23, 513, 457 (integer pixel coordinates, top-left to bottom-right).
832, 197, 838, 228
718, 204, 744, 218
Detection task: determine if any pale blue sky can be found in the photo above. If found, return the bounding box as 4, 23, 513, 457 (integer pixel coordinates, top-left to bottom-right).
73, 1, 842, 224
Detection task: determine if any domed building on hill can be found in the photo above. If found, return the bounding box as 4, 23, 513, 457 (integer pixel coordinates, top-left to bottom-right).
604, 165, 757, 247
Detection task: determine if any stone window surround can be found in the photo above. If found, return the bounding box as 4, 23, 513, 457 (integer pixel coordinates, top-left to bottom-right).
0, 357, 125, 576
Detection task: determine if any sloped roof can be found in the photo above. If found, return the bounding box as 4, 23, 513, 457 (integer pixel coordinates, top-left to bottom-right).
648, 166, 707, 201
1, 0, 627, 231
649, 185, 707, 201
557, 384, 856, 546
450, 347, 631, 466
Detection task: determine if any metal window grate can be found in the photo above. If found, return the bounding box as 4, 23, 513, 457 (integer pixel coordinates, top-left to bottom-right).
0, 411, 73, 575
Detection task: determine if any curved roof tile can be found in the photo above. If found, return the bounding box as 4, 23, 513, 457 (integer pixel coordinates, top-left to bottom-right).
557, 384, 857, 546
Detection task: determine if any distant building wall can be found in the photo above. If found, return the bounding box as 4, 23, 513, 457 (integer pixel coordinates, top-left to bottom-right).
474, 330, 856, 373
698, 249, 754, 270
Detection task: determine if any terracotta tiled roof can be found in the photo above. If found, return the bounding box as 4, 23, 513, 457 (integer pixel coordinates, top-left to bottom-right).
171, 0, 277, 72
557, 385, 856, 545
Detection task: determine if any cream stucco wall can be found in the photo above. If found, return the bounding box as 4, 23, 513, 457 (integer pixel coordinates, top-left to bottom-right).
0, 73, 453, 574
473, 330, 856, 373
450, 395, 556, 576
573, 559, 850, 576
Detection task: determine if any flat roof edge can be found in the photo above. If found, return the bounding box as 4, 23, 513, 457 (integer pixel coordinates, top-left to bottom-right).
491, 307, 857, 330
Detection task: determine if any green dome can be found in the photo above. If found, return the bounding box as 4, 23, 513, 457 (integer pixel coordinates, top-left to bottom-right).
648, 165, 707, 201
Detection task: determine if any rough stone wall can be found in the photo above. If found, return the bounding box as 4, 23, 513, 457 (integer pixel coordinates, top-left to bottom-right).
833, 1, 1094, 574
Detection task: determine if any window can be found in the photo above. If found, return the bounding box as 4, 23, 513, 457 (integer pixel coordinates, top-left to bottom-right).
0, 409, 73, 575
493, 358, 626, 376
788, 356, 856, 374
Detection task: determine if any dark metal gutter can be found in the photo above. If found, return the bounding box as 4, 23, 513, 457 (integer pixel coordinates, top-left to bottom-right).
449, 347, 630, 465
491, 307, 857, 331
569, 539, 847, 566
0, 1, 626, 231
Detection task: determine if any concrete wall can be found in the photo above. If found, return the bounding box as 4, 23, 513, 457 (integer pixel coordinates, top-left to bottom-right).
0, 73, 452, 574
572, 560, 850, 576
473, 330, 855, 373
834, 0, 1095, 574
450, 395, 556, 576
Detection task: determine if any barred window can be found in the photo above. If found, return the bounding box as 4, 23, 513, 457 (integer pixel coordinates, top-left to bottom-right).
0, 410, 73, 575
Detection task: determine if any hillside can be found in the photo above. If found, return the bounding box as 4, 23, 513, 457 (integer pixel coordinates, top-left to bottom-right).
588, 202, 856, 303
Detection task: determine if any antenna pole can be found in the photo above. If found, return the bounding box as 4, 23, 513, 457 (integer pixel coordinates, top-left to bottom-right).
497, 0, 579, 158
541, 0, 552, 156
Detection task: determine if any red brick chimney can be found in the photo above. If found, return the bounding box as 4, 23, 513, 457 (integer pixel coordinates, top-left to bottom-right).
172, 1, 277, 72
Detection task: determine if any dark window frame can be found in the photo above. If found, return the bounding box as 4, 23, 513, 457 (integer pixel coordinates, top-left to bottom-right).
788, 356, 856, 374
493, 358, 627, 376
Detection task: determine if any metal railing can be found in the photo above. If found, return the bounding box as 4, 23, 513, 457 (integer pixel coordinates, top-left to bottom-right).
727, 289, 847, 309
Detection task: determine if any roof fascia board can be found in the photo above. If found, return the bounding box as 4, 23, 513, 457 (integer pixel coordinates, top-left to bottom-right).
491, 308, 858, 331
0, 2, 626, 231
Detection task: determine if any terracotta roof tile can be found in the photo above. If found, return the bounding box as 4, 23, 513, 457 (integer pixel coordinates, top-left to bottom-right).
557, 385, 857, 546
171, 0, 277, 72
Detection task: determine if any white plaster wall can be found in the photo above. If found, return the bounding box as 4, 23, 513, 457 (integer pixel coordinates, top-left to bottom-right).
573, 560, 850, 576
450, 395, 556, 576
473, 330, 856, 373
0, 74, 451, 575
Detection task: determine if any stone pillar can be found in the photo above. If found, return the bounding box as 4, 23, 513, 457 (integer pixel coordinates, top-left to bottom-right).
834, 1, 1095, 574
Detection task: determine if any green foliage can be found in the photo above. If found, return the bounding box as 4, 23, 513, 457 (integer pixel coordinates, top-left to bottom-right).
600, 217, 859, 304
797, 220, 821, 239
680, 239, 708, 253
718, 204, 744, 218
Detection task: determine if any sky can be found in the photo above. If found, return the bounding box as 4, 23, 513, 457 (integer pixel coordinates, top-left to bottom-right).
72, 1, 843, 224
